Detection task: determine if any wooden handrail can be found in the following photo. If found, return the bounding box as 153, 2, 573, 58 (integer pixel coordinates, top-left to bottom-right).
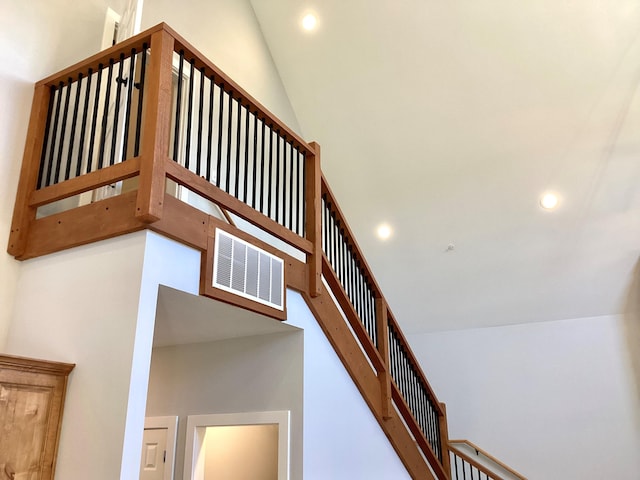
449, 440, 528, 480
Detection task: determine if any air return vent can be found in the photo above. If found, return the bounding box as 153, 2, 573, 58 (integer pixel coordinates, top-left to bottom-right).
213, 229, 284, 310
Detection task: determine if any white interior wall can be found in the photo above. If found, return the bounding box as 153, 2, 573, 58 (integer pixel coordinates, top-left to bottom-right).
141, 0, 301, 134
0, 0, 126, 349
409, 314, 640, 480
145, 332, 304, 480
285, 291, 412, 480
5, 231, 201, 479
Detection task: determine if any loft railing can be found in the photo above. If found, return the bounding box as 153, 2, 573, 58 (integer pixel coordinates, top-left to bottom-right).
8, 22, 525, 480
448, 440, 528, 480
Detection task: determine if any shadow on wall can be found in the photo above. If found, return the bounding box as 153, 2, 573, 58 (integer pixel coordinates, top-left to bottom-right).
623, 258, 640, 431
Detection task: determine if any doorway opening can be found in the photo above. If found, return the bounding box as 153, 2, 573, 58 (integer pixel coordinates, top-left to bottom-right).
183, 411, 290, 480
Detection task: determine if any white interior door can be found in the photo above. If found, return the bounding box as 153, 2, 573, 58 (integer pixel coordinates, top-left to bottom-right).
140, 427, 167, 480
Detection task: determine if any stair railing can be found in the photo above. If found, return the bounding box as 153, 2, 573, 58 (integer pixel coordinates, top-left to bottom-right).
448, 440, 528, 480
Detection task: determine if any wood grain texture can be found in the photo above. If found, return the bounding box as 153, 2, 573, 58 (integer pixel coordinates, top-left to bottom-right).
8, 84, 51, 257
29, 157, 141, 207
135, 29, 174, 223
439, 403, 452, 477
376, 297, 392, 420
449, 439, 528, 480
165, 158, 313, 254
20, 191, 145, 260
305, 142, 322, 297
0, 355, 74, 480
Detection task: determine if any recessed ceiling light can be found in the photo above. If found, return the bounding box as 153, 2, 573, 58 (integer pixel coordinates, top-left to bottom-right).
376, 223, 392, 240
540, 193, 559, 210
302, 13, 317, 31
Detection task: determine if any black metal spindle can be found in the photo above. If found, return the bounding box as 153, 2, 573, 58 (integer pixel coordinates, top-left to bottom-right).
134, 45, 147, 157
53, 79, 72, 183
121, 49, 136, 162
251, 113, 258, 208
109, 55, 125, 167
65, 74, 82, 180
267, 126, 274, 217
172, 51, 184, 161
225, 92, 233, 193
196, 67, 205, 176
243, 106, 250, 203
97, 59, 114, 170
284, 141, 289, 229
206, 75, 214, 182
87, 65, 103, 174
37, 85, 56, 189
275, 132, 281, 223
295, 147, 301, 234
184, 59, 195, 170
234, 100, 241, 196
216, 85, 224, 187
259, 120, 266, 212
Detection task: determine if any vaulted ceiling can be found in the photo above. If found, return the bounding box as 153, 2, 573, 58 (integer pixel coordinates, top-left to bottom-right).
250, 0, 640, 333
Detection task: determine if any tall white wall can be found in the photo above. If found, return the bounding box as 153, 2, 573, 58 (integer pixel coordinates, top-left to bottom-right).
5, 231, 201, 479
146, 331, 304, 480
141, 0, 301, 133
0, 0, 126, 349
409, 314, 640, 479
285, 291, 412, 480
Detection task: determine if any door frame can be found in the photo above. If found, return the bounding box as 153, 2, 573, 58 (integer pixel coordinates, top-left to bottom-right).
144, 416, 178, 480
183, 411, 290, 480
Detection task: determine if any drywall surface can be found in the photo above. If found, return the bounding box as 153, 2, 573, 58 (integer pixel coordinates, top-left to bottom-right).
410, 314, 640, 479
141, 0, 301, 133
146, 331, 303, 480
0, 0, 126, 349
6, 231, 201, 479
285, 291, 412, 480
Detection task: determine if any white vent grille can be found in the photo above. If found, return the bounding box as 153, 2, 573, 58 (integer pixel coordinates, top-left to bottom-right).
213, 229, 284, 310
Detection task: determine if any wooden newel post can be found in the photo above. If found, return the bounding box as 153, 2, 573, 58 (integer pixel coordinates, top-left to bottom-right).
439, 402, 452, 477
135, 28, 174, 223
376, 296, 393, 420
8, 84, 52, 258
305, 141, 322, 297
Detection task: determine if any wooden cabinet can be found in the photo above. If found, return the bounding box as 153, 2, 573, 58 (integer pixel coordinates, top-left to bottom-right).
0, 354, 74, 480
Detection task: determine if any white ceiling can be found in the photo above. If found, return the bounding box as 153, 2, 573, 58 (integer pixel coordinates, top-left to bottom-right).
154, 286, 299, 347
250, 0, 640, 333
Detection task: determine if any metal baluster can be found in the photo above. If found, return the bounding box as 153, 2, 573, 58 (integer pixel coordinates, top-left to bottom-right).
206, 75, 214, 182
260, 120, 266, 212
196, 67, 205, 176
76, 69, 92, 177
65, 74, 82, 180
121, 49, 136, 162
109, 54, 125, 166
134, 45, 147, 157
87, 65, 103, 174
267, 125, 274, 217
251, 113, 258, 208
216, 84, 224, 187
53, 79, 72, 183
243, 105, 250, 203
234, 100, 242, 197
172, 51, 184, 161
37, 85, 56, 188
295, 147, 301, 234
225, 92, 233, 192
97, 59, 114, 170
275, 132, 281, 223
184, 58, 195, 170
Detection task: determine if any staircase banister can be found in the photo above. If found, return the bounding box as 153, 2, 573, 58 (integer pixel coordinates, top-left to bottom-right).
320, 174, 384, 298
161, 23, 313, 155
448, 443, 508, 480
387, 310, 445, 417
449, 440, 528, 480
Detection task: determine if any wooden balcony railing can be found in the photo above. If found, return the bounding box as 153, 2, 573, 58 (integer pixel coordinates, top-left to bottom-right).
7, 22, 520, 480
448, 440, 528, 480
